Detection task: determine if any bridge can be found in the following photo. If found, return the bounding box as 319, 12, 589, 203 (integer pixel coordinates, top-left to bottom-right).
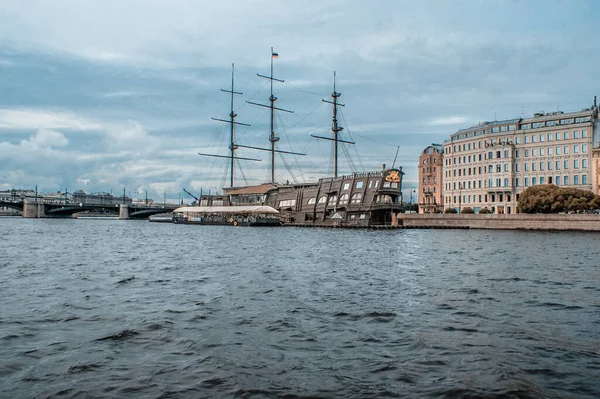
0, 199, 178, 219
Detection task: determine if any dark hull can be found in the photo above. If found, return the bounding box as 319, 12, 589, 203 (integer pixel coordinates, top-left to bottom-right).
173, 216, 281, 227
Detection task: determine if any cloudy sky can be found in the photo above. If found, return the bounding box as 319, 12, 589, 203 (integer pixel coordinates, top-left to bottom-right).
0, 0, 598, 202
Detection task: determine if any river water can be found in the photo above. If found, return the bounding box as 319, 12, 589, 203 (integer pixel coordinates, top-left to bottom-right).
0, 217, 598, 398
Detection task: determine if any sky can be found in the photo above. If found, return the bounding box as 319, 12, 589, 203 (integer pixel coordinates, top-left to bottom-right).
1, 0, 599, 203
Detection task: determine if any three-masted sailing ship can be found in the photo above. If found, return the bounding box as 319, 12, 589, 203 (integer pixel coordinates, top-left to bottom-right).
174, 48, 404, 227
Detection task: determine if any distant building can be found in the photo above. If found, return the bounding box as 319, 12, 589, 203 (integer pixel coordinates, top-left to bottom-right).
441, 99, 599, 213
72, 190, 132, 206
417, 144, 444, 213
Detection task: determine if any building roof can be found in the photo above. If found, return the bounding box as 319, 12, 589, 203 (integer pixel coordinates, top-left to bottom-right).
223, 183, 278, 196
174, 205, 279, 214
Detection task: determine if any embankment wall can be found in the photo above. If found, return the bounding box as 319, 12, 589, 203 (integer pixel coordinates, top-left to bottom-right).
398, 214, 600, 231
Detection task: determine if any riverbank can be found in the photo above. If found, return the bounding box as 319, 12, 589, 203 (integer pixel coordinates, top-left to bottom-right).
399, 213, 600, 231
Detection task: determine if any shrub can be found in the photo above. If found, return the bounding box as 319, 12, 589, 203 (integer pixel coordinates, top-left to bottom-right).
444, 207, 457, 214
460, 207, 475, 214
517, 184, 600, 213
479, 207, 492, 214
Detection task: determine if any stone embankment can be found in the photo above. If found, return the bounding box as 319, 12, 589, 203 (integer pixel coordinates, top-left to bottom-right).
398, 213, 600, 231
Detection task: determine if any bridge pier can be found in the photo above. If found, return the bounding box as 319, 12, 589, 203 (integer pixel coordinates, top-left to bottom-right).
22, 199, 46, 218
119, 204, 130, 220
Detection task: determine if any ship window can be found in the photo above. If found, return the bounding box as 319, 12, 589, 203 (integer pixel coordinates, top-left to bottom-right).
368, 180, 373, 188
329, 195, 338, 205
351, 193, 362, 204
356, 181, 363, 189
278, 199, 296, 208
339, 194, 349, 204
343, 183, 350, 190
383, 181, 391, 188
375, 181, 379, 188
318, 196, 327, 204
307, 197, 316, 204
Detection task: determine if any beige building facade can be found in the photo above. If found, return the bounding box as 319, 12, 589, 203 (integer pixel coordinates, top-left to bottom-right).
441, 101, 599, 214
417, 144, 443, 213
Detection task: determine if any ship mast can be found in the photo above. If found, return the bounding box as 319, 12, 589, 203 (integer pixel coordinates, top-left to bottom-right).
312, 71, 355, 178
246, 48, 305, 183
198, 63, 260, 188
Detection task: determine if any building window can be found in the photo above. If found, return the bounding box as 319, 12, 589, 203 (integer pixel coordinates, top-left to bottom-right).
574, 159, 579, 169
564, 131, 569, 140
515, 137, 520, 144
504, 178, 509, 187
582, 129, 587, 138
532, 135, 537, 143
516, 178, 520, 187
532, 177, 537, 185
524, 163, 529, 171
556, 146, 560, 155
548, 147, 553, 155
564, 160, 569, 169
547, 133, 552, 141
582, 159, 588, 168
556, 176, 560, 185
564, 176, 569, 185
574, 145, 579, 153
515, 164, 520, 172
540, 177, 545, 184
539, 134, 544, 142
556, 161, 560, 170
582, 175, 587, 185
524, 149, 529, 157
532, 163, 536, 171
548, 161, 552, 170
573, 130, 579, 139
555, 132, 560, 140
525, 177, 529, 187
564, 146, 569, 154
540, 162, 544, 171
574, 175, 579, 185
582, 144, 587, 153
524, 136, 529, 144
540, 148, 545, 156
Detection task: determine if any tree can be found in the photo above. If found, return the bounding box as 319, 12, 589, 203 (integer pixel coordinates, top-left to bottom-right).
517, 184, 600, 213
444, 207, 457, 214
460, 207, 475, 214
479, 207, 492, 214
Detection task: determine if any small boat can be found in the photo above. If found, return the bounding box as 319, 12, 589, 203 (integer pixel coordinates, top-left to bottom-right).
172, 205, 281, 226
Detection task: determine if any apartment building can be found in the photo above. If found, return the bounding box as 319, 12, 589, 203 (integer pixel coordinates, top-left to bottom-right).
417, 144, 443, 213
441, 100, 599, 214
